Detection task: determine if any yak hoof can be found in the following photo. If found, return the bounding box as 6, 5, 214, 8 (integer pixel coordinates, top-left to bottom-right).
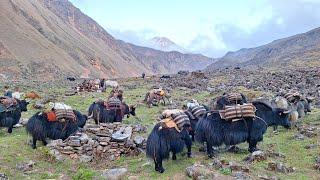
172, 155, 177, 160
248, 148, 259, 153
187, 152, 192, 158
32, 145, 37, 149
208, 154, 215, 158
156, 167, 165, 173
8, 129, 12, 133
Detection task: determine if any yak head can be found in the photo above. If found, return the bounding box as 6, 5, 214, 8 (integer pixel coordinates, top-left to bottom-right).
274, 108, 291, 129
18, 99, 29, 112
305, 97, 313, 112
123, 103, 136, 118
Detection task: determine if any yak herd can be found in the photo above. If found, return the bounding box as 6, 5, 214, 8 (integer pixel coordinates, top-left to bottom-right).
0, 87, 314, 174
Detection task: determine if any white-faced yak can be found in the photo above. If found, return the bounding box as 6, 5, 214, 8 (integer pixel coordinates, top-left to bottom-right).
88, 101, 136, 124
195, 101, 291, 158
0, 99, 29, 133
26, 110, 87, 149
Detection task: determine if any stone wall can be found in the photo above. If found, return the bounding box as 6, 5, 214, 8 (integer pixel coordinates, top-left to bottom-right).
48, 123, 147, 162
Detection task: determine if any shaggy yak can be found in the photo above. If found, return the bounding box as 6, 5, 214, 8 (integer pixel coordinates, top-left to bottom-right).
195, 101, 291, 158
26, 110, 87, 149
0, 99, 29, 133
88, 101, 136, 123
146, 123, 192, 173
184, 104, 210, 141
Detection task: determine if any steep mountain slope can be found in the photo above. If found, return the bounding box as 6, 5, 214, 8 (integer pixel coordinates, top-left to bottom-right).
0, 0, 213, 80
206, 27, 320, 70
147, 36, 186, 53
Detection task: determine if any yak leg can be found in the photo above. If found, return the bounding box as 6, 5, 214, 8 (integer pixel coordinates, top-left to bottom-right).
248, 140, 259, 153
206, 141, 215, 158
172, 151, 177, 160
154, 156, 165, 173
42, 138, 47, 146
32, 136, 37, 149
189, 130, 195, 141
7, 126, 13, 134
184, 135, 192, 158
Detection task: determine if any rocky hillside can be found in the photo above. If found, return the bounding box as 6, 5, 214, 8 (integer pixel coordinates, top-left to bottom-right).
206, 27, 320, 70
0, 0, 213, 80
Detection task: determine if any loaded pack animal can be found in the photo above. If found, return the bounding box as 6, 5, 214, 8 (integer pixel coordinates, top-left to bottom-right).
88, 99, 136, 124
0, 97, 29, 133
25, 91, 41, 100
213, 92, 248, 110
144, 88, 171, 108
26, 107, 87, 149
184, 100, 209, 141
195, 101, 291, 158
272, 93, 313, 132
146, 109, 192, 173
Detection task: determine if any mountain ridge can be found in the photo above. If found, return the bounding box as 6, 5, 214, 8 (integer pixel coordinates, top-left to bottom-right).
0, 0, 214, 80
206, 27, 320, 71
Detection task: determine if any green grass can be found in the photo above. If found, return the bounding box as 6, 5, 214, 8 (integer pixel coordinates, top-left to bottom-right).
1, 82, 319, 179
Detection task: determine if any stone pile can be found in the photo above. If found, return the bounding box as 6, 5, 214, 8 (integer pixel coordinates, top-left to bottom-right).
297, 125, 319, 138
48, 123, 147, 162
267, 162, 295, 174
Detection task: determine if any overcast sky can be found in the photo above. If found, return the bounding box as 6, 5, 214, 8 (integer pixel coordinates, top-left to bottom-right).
70, 0, 320, 58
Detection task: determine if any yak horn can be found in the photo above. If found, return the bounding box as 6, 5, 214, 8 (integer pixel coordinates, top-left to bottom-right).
88, 115, 93, 119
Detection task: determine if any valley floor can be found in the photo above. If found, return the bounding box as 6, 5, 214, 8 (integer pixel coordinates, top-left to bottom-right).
0, 74, 320, 180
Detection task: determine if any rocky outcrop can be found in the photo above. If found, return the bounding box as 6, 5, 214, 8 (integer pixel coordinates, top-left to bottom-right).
47, 123, 147, 162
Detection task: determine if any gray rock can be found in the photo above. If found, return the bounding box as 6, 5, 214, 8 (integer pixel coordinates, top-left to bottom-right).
0, 173, 8, 180
244, 150, 267, 162
79, 155, 92, 163
112, 127, 133, 142
49, 149, 65, 162
267, 162, 295, 174
16, 160, 35, 172
133, 136, 145, 145
68, 140, 81, 147
293, 133, 304, 140
101, 168, 128, 180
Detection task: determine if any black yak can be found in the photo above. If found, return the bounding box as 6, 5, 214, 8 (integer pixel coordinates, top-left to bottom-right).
88, 101, 136, 124
26, 110, 88, 149
214, 93, 247, 110
146, 123, 192, 173
196, 101, 291, 158
184, 104, 210, 141
0, 99, 29, 133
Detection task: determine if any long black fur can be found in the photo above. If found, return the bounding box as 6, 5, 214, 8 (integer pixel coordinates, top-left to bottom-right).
146, 123, 192, 173
195, 101, 291, 157
0, 99, 29, 133
88, 101, 135, 123
26, 110, 88, 149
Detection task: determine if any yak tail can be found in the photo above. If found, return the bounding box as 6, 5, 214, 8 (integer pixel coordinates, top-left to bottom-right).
88, 102, 95, 118
146, 124, 170, 160
144, 92, 150, 102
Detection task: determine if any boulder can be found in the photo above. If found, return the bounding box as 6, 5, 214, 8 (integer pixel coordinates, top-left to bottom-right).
101, 168, 128, 180
133, 136, 145, 146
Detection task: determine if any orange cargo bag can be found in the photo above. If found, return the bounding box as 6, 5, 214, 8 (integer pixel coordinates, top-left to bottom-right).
46, 111, 57, 122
